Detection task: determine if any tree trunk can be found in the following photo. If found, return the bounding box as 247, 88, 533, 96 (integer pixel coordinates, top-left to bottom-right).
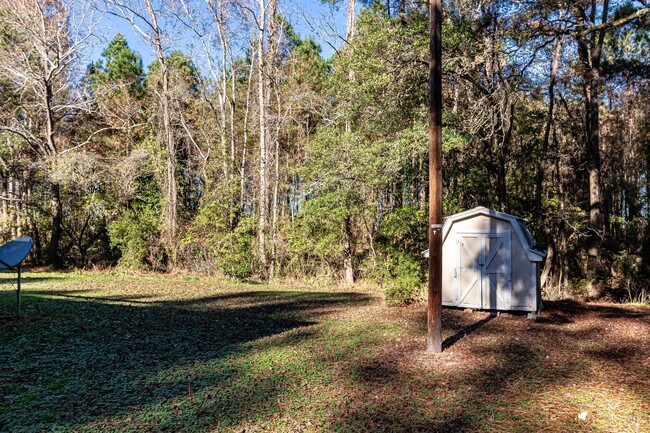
145, 0, 177, 267
257, 0, 268, 277
343, 214, 354, 285
267, 3, 281, 281
576, 2, 609, 280
1, 177, 7, 235
535, 38, 562, 223
540, 231, 554, 289
346, 0, 357, 41
642, 139, 650, 266
270, 128, 280, 281
45, 68, 62, 266
8, 175, 16, 238
558, 218, 569, 289
161, 53, 178, 267
25, 181, 41, 262
342, 0, 357, 285
14, 175, 22, 237
240, 57, 255, 212
555, 127, 569, 290
585, 68, 604, 276
230, 70, 236, 183
48, 182, 63, 267
218, 34, 229, 179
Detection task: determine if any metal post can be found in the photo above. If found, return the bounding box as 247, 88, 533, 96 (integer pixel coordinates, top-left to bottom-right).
427, 0, 443, 354
16, 266, 21, 318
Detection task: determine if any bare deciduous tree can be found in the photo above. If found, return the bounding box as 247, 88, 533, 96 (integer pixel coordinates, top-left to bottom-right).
99, 0, 181, 266
0, 0, 101, 265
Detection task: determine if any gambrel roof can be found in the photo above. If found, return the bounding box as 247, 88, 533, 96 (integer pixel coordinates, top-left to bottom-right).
424, 207, 546, 262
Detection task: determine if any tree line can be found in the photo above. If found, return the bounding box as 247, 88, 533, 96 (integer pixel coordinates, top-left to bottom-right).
0, 0, 648, 302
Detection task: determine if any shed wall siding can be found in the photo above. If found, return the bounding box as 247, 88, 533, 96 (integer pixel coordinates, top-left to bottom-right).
441, 213, 539, 312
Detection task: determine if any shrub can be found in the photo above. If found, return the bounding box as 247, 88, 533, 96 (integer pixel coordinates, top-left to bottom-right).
108, 202, 162, 270
183, 184, 257, 280
370, 206, 427, 304
381, 250, 424, 305
384, 275, 423, 305
285, 192, 357, 281
606, 251, 649, 304
107, 177, 163, 270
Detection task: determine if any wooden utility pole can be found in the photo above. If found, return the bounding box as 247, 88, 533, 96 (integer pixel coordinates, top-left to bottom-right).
427, 0, 443, 354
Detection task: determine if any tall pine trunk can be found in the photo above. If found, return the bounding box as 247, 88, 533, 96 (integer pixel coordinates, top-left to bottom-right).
576, 1, 609, 280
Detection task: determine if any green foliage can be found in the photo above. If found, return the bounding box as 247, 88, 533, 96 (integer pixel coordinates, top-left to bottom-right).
183, 182, 257, 279
328, 5, 428, 135
381, 250, 424, 305
283, 36, 328, 94
108, 205, 161, 270
146, 50, 201, 96
287, 192, 353, 277
88, 33, 144, 96
376, 206, 427, 253
374, 206, 427, 304
293, 9, 433, 283
108, 178, 162, 270
219, 215, 257, 280
604, 250, 649, 304
293, 125, 367, 279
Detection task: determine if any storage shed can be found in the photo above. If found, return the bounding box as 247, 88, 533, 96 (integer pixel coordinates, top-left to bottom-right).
425, 207, 546, 317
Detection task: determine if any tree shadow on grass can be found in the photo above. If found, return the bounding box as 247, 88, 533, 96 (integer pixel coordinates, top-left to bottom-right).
327, 334, 548, 432
323, 301, 650, 432
0, 289, 371, 432
540, 300, 650, 323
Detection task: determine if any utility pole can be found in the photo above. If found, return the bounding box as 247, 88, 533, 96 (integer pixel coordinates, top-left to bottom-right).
427, 0, 443, 354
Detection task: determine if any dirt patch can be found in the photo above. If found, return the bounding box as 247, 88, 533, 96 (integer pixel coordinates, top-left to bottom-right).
356, 300, 650, 432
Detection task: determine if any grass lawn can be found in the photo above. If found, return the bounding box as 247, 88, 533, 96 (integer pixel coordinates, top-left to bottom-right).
1, 272, 649, 432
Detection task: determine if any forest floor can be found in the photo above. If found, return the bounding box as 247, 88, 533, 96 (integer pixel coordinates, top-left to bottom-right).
0, 272, 649, 433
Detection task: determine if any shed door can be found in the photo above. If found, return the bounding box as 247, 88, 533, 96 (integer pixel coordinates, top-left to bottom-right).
456, 232, 511, 310
457, 234, 482, 308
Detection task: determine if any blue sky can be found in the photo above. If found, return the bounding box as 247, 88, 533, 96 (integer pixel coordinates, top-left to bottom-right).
91, 0, 352, 70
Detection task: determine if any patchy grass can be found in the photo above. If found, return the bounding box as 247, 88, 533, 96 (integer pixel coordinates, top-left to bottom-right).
1, 272, 649, 432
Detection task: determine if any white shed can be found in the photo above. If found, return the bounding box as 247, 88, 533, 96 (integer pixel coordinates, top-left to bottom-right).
425, 207, 546, 317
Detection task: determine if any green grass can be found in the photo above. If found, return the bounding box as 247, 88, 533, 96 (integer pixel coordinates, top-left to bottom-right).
1, 272, 649, 432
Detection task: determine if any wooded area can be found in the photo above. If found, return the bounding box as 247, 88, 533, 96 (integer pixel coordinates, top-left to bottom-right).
0, 0, 648, 303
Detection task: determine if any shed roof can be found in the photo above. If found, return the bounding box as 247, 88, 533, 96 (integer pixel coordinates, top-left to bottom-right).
424, 207, 546, 262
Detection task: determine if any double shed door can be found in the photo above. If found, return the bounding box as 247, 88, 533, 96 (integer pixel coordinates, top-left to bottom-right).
456, 231, 512, 310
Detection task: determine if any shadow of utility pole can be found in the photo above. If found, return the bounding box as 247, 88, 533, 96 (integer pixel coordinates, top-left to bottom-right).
442, 312, 496, 350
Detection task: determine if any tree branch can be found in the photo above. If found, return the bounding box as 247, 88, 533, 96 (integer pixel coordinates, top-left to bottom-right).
578, 7, 649, 37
